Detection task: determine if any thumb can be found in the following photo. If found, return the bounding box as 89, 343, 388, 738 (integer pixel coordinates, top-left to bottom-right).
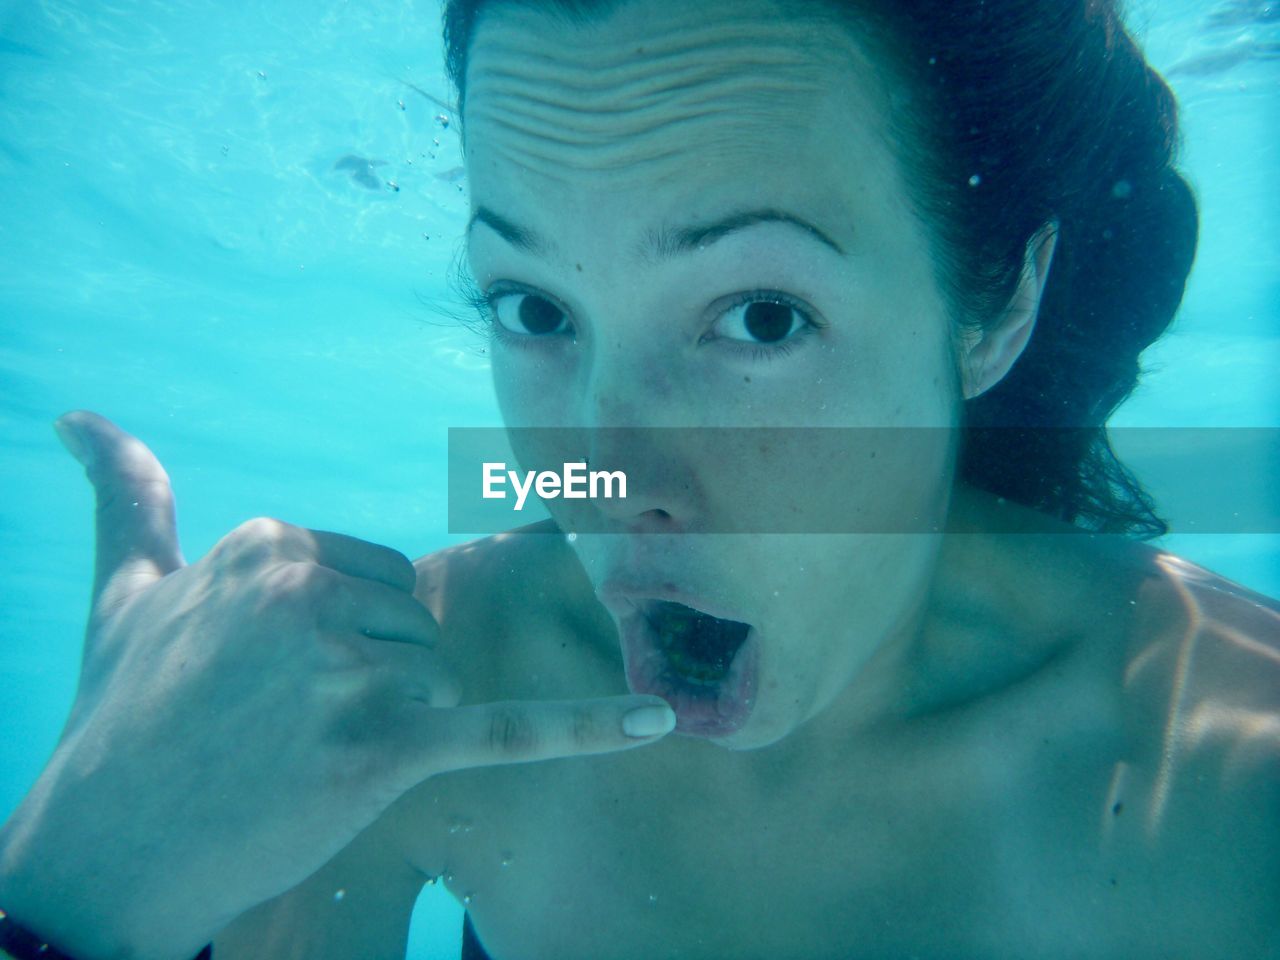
54, 410, 185, 616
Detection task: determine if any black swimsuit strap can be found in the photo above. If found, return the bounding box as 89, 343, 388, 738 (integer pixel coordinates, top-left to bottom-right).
461, 912, 494, 960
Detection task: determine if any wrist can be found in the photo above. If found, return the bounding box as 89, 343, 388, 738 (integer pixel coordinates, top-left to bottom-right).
0, 802, 208, 960
0, 909, 211, 960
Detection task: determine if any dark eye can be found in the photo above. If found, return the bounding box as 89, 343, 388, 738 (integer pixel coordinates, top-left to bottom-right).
492, 293, 568, 336
714, 297, 811, 344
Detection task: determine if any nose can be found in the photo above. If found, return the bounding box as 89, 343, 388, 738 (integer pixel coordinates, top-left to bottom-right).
572, 339, 700, 533
580, 426, 699, 532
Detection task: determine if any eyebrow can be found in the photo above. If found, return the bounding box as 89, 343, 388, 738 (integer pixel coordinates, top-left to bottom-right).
467, 206, 847, 259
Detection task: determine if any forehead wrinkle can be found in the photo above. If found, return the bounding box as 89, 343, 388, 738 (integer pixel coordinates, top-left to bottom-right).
472, 56, 822, 118
473, 112, 805, 180
466, 37, 830, 137
467, 51, 830, 177
464, 11, 846, 161
470, 35, 820, 95
470, 15, 834, 81
469, 82, 821, 170
464, 1, 890, 226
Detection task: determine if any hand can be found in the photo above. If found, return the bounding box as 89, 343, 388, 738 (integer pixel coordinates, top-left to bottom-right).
0, 411, 674, 960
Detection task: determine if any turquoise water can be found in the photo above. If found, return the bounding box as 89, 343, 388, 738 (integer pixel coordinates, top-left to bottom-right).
0, 0, 1275, 955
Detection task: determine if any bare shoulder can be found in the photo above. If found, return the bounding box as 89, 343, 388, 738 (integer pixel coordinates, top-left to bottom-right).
413, 519, 584, 628
1122, 549, 1280, 773
1112, 547, 1280, 949
958, 494, 1280, 951
411, 520, 610, 704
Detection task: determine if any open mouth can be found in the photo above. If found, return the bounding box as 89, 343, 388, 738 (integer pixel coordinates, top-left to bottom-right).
618, 598, 759, 738
643, 600, 750, 684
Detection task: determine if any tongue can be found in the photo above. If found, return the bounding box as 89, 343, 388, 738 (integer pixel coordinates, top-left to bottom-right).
645, 600, 750, 682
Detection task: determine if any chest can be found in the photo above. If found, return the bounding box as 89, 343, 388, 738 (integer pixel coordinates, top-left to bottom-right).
422, 715, 1135, 960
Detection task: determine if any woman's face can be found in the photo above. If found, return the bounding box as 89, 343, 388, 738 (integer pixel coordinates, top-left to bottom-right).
463, 0, 964, 750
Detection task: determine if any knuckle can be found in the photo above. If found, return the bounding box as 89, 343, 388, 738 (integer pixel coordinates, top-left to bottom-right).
488, 707, 537, 757
570, 706, 599, 746
236, 515, 284, 543
216, 517, 292, 571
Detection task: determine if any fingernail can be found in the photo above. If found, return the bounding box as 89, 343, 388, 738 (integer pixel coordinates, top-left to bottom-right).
623, 704, 676, 738
53, 417, 93, 467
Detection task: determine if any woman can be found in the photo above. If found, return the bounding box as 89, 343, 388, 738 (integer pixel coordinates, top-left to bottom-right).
0, 0, 1276, 957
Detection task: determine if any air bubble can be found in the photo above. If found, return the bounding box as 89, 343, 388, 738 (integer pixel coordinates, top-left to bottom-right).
968, 174, 981, 187
333, 888, 346, 902
463, 893, 474, 905
566, 532, 578, 543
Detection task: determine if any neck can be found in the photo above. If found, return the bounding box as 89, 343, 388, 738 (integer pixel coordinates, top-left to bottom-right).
763, 482, 1078, 762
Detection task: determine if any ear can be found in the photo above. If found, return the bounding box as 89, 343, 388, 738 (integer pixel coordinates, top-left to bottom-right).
961, 221, 1059, 400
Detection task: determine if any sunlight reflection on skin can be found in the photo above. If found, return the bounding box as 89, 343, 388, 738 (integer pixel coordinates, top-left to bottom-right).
1186, 703, 1280, 784
1118, 552, 1280, 839
1145, 554, 1204, 838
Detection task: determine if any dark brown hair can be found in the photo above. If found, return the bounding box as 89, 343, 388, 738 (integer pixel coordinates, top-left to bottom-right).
442, 0, 1199, 538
